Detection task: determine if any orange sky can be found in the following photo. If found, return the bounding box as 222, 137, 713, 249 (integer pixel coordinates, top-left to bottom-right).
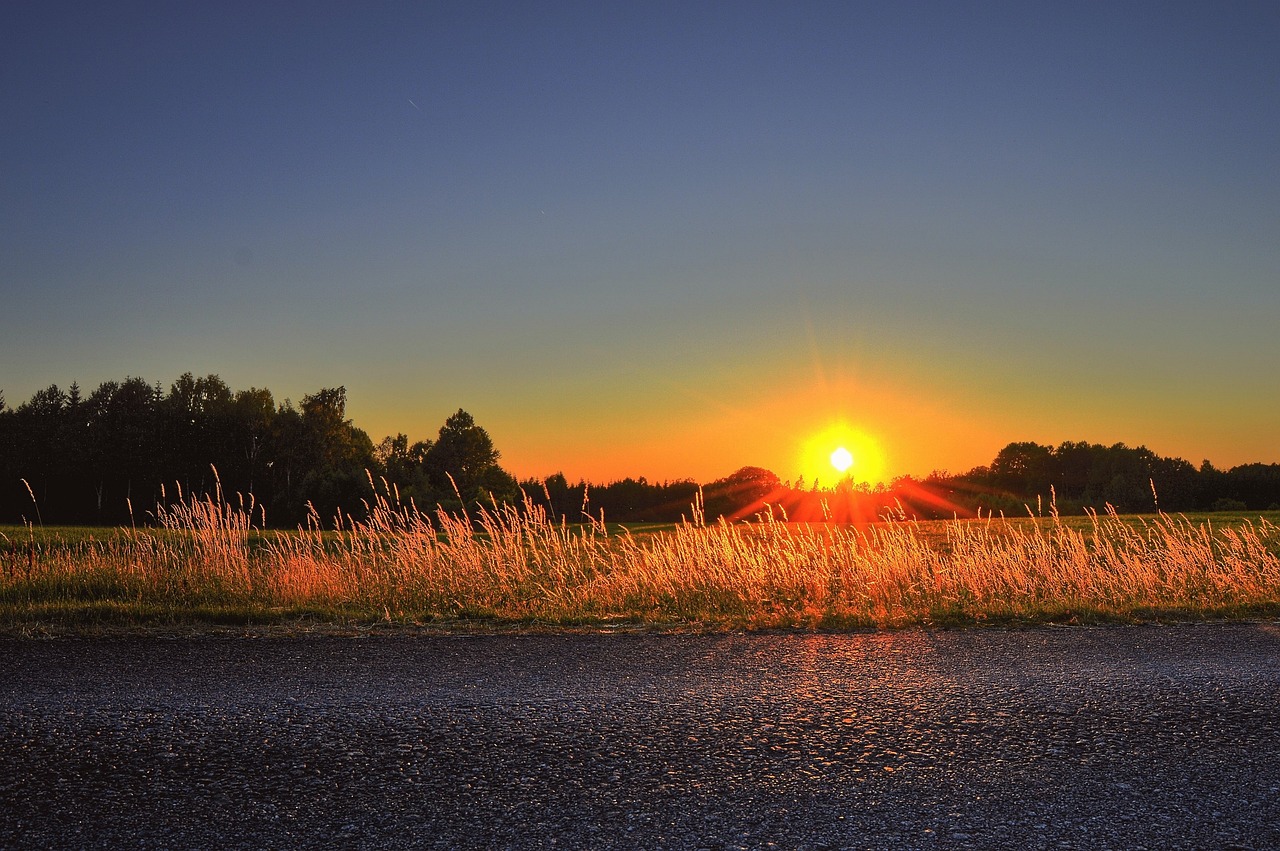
350, 313, 1277, 487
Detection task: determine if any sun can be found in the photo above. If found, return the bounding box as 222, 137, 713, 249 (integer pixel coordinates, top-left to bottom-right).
798, 424, 886, 487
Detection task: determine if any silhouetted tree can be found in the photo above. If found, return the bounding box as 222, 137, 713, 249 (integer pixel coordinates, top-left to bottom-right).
990, 442, 1055, 498
1198, 460, 1229, 508
81, 377, 162, 521
9, 385, 69, 517
230, 387, 277, 496
424, 409, 517, 510
157, 373, 237, 498
527, 472, 587, 521
376, 432, 434, 508
704, 466, 783, 519
294, 387, 376, 524
1225, 464, 1280, 510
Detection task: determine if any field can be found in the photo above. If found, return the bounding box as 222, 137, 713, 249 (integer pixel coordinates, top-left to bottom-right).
2, 488, 1279, 634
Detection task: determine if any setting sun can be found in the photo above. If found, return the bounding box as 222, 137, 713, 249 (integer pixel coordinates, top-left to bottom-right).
798, 424, 887, 487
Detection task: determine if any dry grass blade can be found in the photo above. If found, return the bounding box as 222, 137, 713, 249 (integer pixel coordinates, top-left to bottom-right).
2, 482, 1278, 630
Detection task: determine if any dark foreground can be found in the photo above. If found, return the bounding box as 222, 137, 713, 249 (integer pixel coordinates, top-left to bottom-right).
2, 626, 1279, 850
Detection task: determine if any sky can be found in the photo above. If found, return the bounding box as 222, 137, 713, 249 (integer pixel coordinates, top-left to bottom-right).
3, 1, 1278, 486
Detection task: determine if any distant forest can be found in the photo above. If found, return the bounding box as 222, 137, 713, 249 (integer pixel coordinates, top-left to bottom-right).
2, 374, 1278, 527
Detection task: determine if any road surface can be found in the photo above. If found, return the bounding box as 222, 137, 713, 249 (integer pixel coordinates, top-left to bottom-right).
2, 625, 1279, 849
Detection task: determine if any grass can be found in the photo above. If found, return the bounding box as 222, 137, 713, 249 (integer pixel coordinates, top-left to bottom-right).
2, 486, 1279, 634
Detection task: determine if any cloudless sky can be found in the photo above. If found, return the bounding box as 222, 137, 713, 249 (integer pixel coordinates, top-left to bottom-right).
3, 1, 1278, 485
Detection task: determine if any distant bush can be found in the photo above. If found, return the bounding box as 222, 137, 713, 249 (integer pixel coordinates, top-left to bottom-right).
1212, 497, 1248, 512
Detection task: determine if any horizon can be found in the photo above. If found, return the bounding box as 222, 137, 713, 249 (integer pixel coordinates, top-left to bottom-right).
1, 372, 1273, 492
4, 3, 1278, 485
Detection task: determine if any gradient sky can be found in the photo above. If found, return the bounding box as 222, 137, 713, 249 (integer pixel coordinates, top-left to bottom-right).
3, 2, 1278, 485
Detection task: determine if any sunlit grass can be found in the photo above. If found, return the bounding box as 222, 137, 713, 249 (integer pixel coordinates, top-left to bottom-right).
2, 483, 1279, 632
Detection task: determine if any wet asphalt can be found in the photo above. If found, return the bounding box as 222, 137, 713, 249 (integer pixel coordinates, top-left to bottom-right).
1, 624, 1279, 850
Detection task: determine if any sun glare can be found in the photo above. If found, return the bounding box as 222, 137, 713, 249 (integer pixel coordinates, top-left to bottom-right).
799, 424, 886, 487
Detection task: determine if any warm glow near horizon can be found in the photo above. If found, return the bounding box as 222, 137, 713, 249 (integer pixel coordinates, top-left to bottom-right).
798, 424, 887, 488
469, 356, 1012, 487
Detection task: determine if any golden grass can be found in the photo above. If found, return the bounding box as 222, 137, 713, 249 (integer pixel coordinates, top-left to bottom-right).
3, 481, 1279, 631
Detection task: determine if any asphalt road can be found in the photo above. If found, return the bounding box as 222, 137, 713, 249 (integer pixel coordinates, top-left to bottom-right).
2, 625, 1279, 850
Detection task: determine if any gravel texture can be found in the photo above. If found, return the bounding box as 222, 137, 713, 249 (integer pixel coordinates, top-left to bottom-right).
2, 624, 1279, 849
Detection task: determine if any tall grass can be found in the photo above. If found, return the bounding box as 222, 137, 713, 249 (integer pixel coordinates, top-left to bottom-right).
3, 480, 1279, 630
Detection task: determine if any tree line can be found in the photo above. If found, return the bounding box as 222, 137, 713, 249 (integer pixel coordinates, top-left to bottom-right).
2, 375, 1277, 526
0, 374, 515, 527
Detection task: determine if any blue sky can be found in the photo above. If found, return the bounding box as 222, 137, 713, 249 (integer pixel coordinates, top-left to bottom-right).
3, 2, 1278, 483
